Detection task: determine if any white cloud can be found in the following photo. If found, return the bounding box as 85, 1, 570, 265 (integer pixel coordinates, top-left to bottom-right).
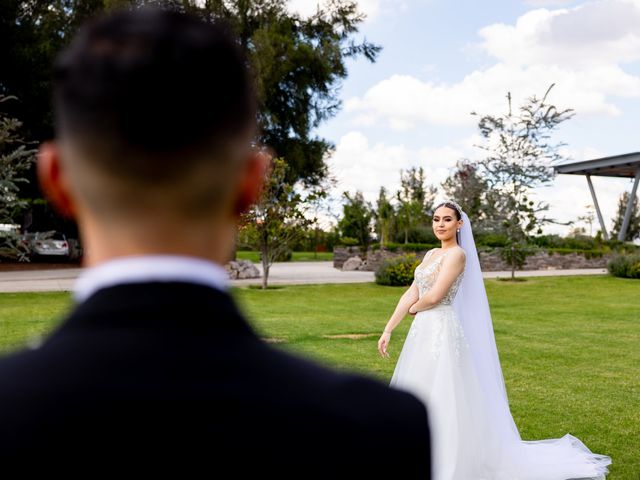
523, 0, 576, 5
345, 0, 640, 129
480, 1, 640, 68
345, 63, 640, 128
325, 131, 464, 204
287, 0, 405, 21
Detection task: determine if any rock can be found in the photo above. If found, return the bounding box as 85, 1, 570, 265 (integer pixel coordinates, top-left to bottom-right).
225, 259, 261, 279
357, 259, 369, 271
342, 256, 363, 271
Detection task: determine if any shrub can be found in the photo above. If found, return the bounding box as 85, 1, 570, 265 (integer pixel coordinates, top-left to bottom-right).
0, 230, 30, 262
338, 236, 359, 246
475, 233, 509, 247
545, 247, 605, 259
370, 242, 438, 253
375, 253, 421, 286
607, 252, 640, 279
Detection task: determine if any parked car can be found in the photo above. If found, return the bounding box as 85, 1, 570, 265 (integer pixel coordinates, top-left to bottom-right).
26, 231, 70, 260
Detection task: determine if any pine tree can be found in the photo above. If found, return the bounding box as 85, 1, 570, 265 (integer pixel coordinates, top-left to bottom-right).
611, 191, 640, 241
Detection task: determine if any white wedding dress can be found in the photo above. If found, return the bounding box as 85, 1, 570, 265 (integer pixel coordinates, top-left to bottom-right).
389, 247, 612, 480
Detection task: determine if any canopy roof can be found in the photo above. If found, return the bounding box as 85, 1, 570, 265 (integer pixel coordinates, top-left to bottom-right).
554, 153, 640, 178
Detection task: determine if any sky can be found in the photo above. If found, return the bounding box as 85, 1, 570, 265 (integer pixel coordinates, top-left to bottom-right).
288, 0, 640, 240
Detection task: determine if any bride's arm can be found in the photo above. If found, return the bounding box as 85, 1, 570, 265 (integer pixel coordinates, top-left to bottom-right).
382, 280, 419, 334
409, 249, 465, 313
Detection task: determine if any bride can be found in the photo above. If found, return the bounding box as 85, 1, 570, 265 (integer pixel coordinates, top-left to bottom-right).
377, 200, 612, 480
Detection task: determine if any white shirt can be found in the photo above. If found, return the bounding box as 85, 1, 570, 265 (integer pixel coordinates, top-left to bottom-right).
72, 254, 230, 304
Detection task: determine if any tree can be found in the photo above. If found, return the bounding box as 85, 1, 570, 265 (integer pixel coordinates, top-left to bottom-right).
611, 191, 640, 242
394, 166, 436, 244
239, 155, 317, 289
577, 203, 596, 237
441, 158, 489, 229
0, 95, 37, 261
337, 190, 373, 255
568, 226, 587, 237
472, 83, 574, 279
373, 186, 394, 247
2, 0, 381, 212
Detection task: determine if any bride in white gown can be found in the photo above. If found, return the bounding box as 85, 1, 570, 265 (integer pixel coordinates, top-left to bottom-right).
378, 200, 612, 480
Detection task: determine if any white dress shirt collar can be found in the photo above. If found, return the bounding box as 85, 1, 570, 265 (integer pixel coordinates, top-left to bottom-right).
72, 254, 230, 304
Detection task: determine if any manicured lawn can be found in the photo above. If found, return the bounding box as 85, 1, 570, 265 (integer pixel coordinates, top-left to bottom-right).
235, 250, 333, 263
0, 275, 637, 478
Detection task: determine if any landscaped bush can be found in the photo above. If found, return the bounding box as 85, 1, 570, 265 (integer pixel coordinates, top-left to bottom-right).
370, 242, 438, 252
337, 236, 359, 246
474, 233, 509, 247
544, 247, 606, 259
607, 252, 640, 279
531, 233, 588, 249
375, 253, 421, 286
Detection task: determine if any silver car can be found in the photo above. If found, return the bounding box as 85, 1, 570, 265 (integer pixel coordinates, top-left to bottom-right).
30, 231, 70, 259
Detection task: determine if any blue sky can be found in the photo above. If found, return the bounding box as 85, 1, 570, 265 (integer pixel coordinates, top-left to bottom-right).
289, 0, 640, 240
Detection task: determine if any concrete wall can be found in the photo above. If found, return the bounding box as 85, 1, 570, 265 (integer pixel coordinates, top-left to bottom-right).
333, 246, 612, 271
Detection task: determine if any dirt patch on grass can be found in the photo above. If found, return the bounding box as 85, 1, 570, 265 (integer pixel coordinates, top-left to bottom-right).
262, 337, 287, 343
322, 333, 377, 340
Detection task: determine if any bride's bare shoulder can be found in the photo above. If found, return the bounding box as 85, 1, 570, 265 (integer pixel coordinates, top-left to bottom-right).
452, 246, 466, 260
424, 247, 438, 258
443, 246, 466, 264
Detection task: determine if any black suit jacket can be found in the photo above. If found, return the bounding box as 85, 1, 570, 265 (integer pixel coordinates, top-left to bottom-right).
0, 282, 431, 476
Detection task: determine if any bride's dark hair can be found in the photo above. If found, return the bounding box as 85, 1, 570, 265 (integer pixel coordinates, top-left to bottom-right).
433, 201, 462, 221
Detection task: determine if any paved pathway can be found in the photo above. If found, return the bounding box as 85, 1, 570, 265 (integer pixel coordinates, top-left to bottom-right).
0, 261, 609, 293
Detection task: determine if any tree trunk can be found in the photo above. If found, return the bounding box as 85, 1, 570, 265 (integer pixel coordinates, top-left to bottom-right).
511, 244, 515, 280
231, 227, 239, 261
261, 250, 269, 289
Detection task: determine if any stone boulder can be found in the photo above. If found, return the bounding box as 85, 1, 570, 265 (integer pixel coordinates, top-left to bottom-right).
342, 256, 363, 271
226, 259, 261, 279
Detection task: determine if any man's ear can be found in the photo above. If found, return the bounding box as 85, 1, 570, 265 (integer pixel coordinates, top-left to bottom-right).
232, 150, 271, 217
37, 141, 77, 220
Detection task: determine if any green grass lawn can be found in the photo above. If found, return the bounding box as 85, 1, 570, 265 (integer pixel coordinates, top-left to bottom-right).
0, 275, 638, 478
235, 250, 333, 263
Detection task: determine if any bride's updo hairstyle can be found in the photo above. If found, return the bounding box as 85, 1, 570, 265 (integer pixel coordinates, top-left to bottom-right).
433, 201, 462, 221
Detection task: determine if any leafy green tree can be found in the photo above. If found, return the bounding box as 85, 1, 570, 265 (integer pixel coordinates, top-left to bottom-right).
472, 84, 574, 279
441, 158, 489, 229
338, 190, 373, 254
374, 186, 394, 247
239, 155, 318, 289
2, 0, 381, 206
395, 166, 436, 243
0, 95, 36, 261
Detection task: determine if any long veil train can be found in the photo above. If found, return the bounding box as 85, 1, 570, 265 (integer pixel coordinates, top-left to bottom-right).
450, 210, 611, 479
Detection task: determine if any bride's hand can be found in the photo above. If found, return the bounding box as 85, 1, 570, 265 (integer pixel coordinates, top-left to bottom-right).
378, 332, 391, 359
408, 304, 419, 315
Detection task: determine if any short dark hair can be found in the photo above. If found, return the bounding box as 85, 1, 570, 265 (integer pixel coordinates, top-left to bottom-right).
52, 6, 257, 218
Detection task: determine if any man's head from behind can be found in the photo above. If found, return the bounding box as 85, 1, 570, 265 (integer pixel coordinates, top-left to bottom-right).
38, 7, 269, 264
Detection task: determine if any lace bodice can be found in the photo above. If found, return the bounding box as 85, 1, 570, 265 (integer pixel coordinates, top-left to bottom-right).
414, 248, 465, 305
